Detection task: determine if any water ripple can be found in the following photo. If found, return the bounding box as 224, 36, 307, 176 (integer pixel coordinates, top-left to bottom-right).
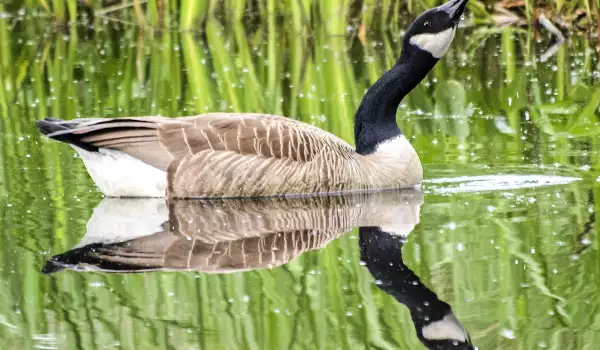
424, 174, 582, 194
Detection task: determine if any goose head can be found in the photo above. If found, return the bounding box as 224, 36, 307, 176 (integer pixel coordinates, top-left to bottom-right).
402, 0, 469, 60
353, 0, 469, 155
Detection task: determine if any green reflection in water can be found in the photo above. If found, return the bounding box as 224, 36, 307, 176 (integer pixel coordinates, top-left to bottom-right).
1, 11, 600, 350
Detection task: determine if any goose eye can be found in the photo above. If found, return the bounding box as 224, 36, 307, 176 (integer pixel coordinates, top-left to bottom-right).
424, 21, 431, 28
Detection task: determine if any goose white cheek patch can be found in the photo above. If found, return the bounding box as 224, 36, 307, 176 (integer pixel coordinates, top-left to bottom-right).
409, 27, 456, 58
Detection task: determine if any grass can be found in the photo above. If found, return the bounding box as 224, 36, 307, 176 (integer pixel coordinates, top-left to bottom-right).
1, 3, 600, 350
3, 0, 600, 33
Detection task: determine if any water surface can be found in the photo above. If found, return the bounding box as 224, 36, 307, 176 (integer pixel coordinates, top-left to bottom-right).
1, 12, 600, 350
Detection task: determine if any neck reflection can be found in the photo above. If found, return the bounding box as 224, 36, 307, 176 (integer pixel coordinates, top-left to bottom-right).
358, 227, 473, 349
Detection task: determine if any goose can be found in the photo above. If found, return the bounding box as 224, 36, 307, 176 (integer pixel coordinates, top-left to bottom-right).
359, 227, 473, 349
36, 0, 469, 198
42, 189, 423, 273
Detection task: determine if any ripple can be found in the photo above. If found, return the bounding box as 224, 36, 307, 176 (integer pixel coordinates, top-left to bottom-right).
424, 174, 582, 194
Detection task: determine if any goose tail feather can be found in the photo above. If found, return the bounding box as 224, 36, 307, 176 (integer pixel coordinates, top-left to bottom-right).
36, 117, 100, 152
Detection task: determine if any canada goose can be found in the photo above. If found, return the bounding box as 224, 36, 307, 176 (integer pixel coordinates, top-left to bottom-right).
36, 0, 469, 198
359, 228, 473, 349
42, 189, 423, 273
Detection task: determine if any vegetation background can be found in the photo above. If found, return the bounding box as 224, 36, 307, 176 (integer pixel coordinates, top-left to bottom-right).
1, 0, 600, 349
1, 0, 600, 34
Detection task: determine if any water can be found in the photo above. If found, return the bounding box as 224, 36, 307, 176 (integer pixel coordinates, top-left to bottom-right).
1, 12, 600, 350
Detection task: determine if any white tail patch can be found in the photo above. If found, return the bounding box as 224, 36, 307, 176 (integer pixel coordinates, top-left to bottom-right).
72, 146, 166, 197
410, 27, 456, 58
422, 313, 469, 342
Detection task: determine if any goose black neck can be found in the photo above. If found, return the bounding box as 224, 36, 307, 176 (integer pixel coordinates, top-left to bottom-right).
354, 54, 438, 155
358, 227, 451, 327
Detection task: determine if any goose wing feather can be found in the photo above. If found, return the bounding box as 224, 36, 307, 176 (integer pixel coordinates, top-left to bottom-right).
156, 113, 357, 197
63, 113, 353, 162
157, 113, 353, 161
50, 113, 358, 196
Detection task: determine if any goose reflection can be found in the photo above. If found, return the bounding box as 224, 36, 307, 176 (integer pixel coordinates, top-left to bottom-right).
43, 190, 472, 349
43, 190, 422, 274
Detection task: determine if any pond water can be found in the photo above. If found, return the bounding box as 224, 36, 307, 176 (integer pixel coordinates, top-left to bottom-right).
1, 11, 600, 350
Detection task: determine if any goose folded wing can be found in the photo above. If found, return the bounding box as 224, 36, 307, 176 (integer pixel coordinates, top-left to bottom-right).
51, 114, 354, 172
156, 113, 357, 197
157, 113, 354, 162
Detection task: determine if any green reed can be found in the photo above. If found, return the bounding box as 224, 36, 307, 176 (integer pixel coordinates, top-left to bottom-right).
8, 0, 599, 30
1, 5, 600, 350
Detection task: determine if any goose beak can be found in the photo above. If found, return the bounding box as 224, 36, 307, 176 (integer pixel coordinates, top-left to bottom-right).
439, 0, 469, 23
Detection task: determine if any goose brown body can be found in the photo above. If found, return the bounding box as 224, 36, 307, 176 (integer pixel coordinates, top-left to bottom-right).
38, 113, 422, 198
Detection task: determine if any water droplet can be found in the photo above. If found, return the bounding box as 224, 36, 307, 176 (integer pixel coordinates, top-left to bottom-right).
445, 222, 457, 230
501, 329, 516, 339
570, 254, 580, 261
